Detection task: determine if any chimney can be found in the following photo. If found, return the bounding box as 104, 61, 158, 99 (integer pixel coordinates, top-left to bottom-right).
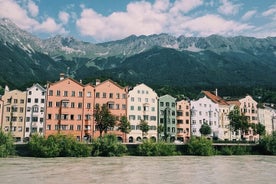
60, 73, 65, 80
215, 88, 218, 96
96, 79, 101, 85
80, 79, 82, 84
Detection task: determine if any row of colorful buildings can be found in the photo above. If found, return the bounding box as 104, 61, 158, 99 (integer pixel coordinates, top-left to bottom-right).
0, 73, 276, 143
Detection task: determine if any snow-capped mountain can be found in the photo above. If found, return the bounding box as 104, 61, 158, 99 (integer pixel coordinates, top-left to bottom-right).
1, 18, 276, 89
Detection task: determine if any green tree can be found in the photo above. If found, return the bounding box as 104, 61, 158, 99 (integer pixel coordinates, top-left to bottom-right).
256, 123, 266, 137
118, 116, 131, 143
199, 123, 211, 136
228, 106, 250, 139
139, 120, 149, 137
94, 104, 116, 137
0, 131, 15, 157
259, 131, 276, 155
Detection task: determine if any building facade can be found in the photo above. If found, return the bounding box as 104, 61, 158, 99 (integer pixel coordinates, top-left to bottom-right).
158, 94, 177, 142
1, 87, 27, 142
94, 79, 128, 141
176, 99, 191, 143
190, 96, 219, 138
258, 105, 276, 135
127, 83, 158, 143
25, 83, 46, 139
45, 75, 89, 141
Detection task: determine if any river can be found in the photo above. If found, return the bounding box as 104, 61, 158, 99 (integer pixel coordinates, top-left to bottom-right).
0, 156, 275, 184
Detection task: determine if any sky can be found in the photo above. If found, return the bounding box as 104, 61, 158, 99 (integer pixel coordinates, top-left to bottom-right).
0, 0, 276, 43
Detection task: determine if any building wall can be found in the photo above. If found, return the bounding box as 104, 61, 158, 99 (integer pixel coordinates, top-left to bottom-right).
83, 84, 95, 140
176, 100, 190, 143
25, 84, 46, 139
218, 105, 230, 140
258, 107, 276, 135
0, 99, 3, 129
158, 94, 177, 142
94, 79, 127, 141
239, 95, 258, 141
1, 90, 27, 142
127, 84, 158, 143
190, 96, 219, 138
45, 78, 85, 140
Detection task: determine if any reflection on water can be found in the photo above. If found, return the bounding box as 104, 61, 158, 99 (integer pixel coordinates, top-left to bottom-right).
0, 156, 275, 184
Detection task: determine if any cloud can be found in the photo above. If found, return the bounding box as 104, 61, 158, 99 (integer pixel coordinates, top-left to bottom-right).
179, 14, 253, 36
27, 0, 39, 17
59, 11, 70, 24
76, 1, 167, 42
241, 10, 257, 21
76, 0, 252, 42
170, 0, 203, 14
0, 0, 66, 35
34, 17, 66, 34
262, 4, 276, 20
218, 0, 241, 15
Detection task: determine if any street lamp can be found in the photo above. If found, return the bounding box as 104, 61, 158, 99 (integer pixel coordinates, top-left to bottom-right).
58, 99, 69, 134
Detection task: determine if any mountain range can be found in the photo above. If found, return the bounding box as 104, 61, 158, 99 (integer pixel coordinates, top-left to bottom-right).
0, 18, 276, 91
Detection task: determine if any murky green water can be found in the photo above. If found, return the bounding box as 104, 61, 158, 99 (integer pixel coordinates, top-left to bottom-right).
0, 156, 275, 184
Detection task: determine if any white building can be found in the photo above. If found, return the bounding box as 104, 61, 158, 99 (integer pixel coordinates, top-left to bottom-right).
25, 83, 46, 139
258, 105, 276, 135
127, 83, 158, 143
191, 96, 220, 139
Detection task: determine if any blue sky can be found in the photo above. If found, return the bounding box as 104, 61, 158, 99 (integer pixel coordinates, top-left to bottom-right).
0, 0, 276, 43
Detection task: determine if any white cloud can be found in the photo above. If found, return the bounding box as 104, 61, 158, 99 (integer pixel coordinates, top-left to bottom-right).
180, 14, 253, 36
262, 5, 276, 20
218, 0, 241, 15
27, 0, 39, 17
59, 11, 70, 24
76, 1, 167, 42
0, 0, 66, 35
170, 0, 203, 14
241, 10, 257, 21
34, 17, 66, 33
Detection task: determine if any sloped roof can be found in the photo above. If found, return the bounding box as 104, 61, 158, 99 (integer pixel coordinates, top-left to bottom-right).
202, 90, 229, 105
227, 100, 241, 107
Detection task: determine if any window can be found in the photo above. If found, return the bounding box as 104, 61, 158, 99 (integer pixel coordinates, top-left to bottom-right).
20, 99, 24, 104
116, 104, 120, 110
143, 115, 149, 120
131, 97, 134, 102
78, 103, 82, 108
151, 107, 155, 111
116, 93, 120, 99
47, 125, 51, 130
40, 107, 44, 112
150, 116, 156, 121
160, 102, 164, 107
64, 91, 68, 97
108, 103, 114, 109
77, 115, 82, 120
14, 99, 18, 104
77, 125, 81, 131
130, 106, 134, 110
71, 102, 75, 108
166, 102, 169, 107
70, 125, 74, 130
27, 98, 31, 103
20, 107, 24, 113
56, 90, 60, 96
129, 115, 135, 120
40, 118, 43, 123
138, 97, 141, 102
102, 92, 106, 98
87, 92, 92, 97
28, 91, 32, 95
78, 91, 83, 97
49, 90, 53, 96
71, 91, 75, 97
138, 106, 141, 111
109, 93, 113, 99
87, 103, 91, 109
152, 99, 155, 103
70, 115, 74, 120
122, 104, 126, 110
41, 99, 45, 103
171, 103, 175, 107
47, 114, 52, 120
186, 112, 189, 116
96, 92, 100, 98
186, 120, 189, 124
122, 94, 126, 99
145, 98, 148, 102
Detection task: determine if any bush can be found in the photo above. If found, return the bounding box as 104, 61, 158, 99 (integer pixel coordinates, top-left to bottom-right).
187, 137, 214, 156
0, 130, 15, 157
28, 134, 91, 157
91, 134, 127, 157
258, 132, 276, 155
137, 140, 179, 156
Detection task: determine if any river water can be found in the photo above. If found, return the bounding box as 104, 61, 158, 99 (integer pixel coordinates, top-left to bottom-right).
0, 156, 275, 184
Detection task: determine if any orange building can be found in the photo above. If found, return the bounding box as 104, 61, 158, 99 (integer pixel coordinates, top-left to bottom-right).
176, 100, 191, 143
45, 74, 94, 141
94, 79, 128, 142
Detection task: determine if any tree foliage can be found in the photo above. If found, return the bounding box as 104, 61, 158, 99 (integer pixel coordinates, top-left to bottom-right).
94, 104, 116, 137
139, 120, 150, 137
199, 123, 212, 136
258, 131, 276, 155
118, 116, 131, 142
187, 136, 214, 156
137, 140, 179, 156
91, 134, 127, 157
228, 106, 250, 136
0, 130, 15, 157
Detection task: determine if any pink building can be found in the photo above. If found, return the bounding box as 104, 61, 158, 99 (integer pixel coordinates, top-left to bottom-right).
176, 100, 191, 143
45, 74, 93, 141
94, 79, 128, 142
